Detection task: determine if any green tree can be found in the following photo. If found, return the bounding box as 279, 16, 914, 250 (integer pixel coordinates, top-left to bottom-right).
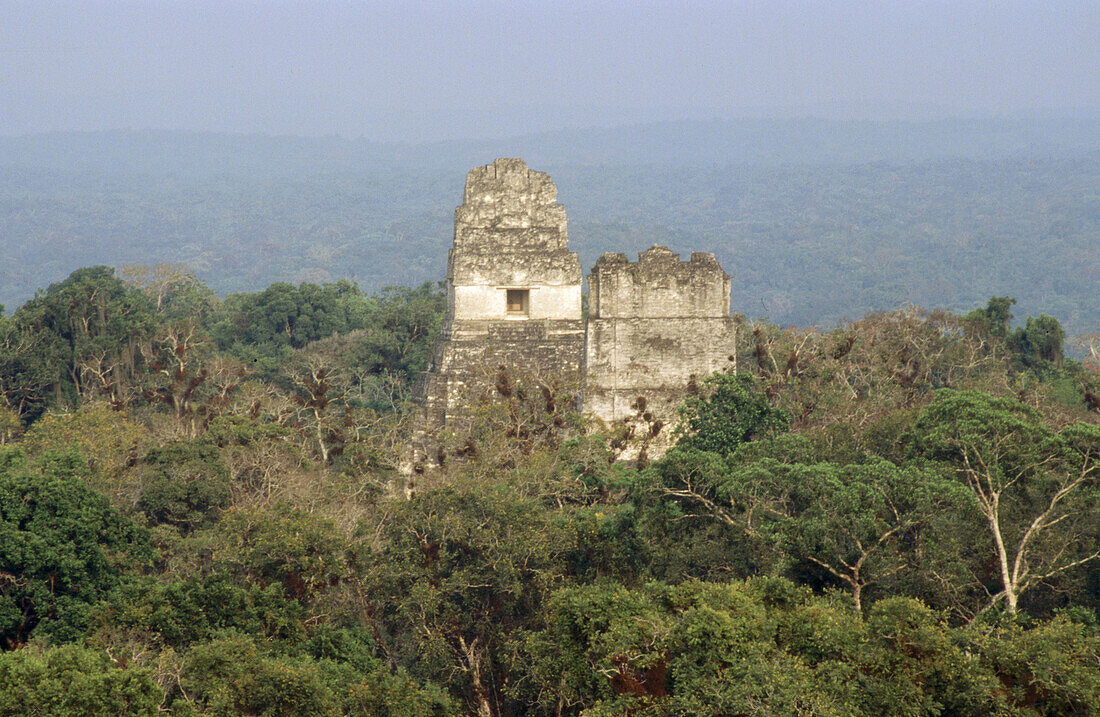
640, 439, 810, 581
972, 616, 1100, 714
854, 598, 1002, 716
365, 485, 567, 717
96, 573, 305, 649
175, 633, 455, 717
0, 317, 62, 422
212, 506, 349, 603
914, 389, 1100, 614
0, 448, 152, 647
20, 403, 146, 490
8, 267, 157, 413
651, 448, 961, 610
964, 295, 1016, 339
1011, 314, 1067, 369
0, 644, 160, 716
772, 460, 962, 611
356, 282, 445, 385
214, 279, 371, 352
300, 281, 445, 411
176, 634, 340, 716
676, 372, 790, 455
529, 579, 846, 716
135, 440, 232, 533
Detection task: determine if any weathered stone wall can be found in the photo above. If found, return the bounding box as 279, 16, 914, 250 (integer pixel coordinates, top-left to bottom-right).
453, 159, 567, 251
585, 246, 738, 457
420, 320, 585, 426
418, 159, 585, 431
446, 159, 582, 324
414, 160, 739, 465
589, 246, 730, 319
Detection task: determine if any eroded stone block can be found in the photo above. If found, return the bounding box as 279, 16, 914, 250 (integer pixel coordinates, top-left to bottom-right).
414, 158, 739, 463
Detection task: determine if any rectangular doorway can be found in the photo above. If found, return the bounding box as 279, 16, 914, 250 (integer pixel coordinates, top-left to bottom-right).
506, 288, 530, 316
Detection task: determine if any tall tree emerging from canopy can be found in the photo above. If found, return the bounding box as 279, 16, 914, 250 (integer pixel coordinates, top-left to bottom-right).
1, 267, 156, 419
651, 447, 961, 610
964, 296, 1016, 340
1011, 314, 1067, 370
767, 459, 962, 611
914, 389, 1100, 614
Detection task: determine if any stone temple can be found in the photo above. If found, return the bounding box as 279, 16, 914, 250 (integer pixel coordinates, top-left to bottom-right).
417, 158, 739, 460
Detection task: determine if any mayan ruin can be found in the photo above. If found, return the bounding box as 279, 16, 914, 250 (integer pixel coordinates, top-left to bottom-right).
416, 158, 738, 460
585, 245, 739, 455
417, 158, 586, 432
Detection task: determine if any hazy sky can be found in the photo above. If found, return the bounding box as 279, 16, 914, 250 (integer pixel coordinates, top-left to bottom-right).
4, 1, 1100, 141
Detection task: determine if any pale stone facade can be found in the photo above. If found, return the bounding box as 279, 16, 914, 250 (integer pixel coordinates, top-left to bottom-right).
417, 158, 738, 459
585, 247, 738, 456
419, 158, 585, 430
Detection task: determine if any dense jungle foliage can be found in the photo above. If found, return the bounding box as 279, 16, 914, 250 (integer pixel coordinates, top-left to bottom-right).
1, 265, 1099, 716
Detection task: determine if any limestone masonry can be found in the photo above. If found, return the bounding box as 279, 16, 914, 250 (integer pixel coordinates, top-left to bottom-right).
418, 158, 738, 458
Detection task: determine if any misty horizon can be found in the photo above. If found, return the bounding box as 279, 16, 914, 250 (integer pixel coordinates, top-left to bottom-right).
5, 1, 1100, 142
6, 104, 1100, 145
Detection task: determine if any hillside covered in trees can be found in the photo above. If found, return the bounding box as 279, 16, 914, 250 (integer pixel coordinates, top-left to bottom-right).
3, 123, 1100, 335
1, 266, 1099, 715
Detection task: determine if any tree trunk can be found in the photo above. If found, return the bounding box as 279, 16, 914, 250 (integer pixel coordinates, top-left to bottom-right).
988, 503, 1019, 614
459, 636, 495, 717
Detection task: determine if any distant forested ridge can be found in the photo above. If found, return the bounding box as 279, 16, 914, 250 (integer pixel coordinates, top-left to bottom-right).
2, 120, 1099, 335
